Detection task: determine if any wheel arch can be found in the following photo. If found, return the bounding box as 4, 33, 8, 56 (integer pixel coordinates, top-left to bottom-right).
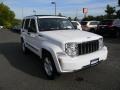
41, 45, 62, 73
42, 48, 52, 58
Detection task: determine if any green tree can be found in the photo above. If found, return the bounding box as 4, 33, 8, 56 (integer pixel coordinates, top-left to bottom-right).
0, 3, 15, 28
105, 4, 116, 19
95, 15, 105, 21
82, 15, 95, 21
13, 19, 22, 26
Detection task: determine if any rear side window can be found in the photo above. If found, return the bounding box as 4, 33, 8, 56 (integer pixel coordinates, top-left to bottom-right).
22, 19, 25, 28
24, 19, 30, 29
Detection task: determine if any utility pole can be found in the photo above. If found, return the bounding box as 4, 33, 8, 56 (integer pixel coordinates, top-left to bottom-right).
51, 2, 56, 15
22, 8, 24, 18
118, 0, 120, 6
76, 9, 78, 17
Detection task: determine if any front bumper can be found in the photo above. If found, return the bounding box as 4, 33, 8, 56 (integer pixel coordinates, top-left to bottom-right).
56, 46, 108, 73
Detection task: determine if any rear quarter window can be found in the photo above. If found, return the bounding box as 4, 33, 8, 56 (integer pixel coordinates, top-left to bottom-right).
24, 19, 30, 29
22, 19, 25, 29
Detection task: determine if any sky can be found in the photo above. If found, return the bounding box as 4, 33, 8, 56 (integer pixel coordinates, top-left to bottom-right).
0, 0, 118, 19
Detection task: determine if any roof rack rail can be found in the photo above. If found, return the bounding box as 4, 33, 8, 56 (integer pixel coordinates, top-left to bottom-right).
26, 15, 65, 17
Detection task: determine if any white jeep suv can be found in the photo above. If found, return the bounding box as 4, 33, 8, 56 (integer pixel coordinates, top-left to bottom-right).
21, 15, 108, 80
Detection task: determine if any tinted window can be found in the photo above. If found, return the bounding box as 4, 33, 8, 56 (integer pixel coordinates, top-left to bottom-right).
90, 22, 99, 25
100, 20, 113, 25
38, 18, 74, 31
24, 19, 30, 29
30, 19, 37, 32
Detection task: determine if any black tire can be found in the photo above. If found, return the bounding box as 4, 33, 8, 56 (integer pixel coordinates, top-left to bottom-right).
42, 51, 58, 80
21, 39, 29, 54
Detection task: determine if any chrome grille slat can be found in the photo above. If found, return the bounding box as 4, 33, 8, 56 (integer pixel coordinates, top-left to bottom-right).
88, 42, 90, 52
92, 41, 95, 52
78, 40, 99, 55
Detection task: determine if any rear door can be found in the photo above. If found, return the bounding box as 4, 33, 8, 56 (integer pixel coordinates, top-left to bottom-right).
21, 19, 30, 45
27, 18, 40, 55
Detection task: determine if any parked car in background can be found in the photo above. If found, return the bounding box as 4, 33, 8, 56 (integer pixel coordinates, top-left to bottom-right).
80, 21, 100, 32
97, 19, 120, 37
71, 21, 82, 30
0, 26, 3, 29
12, 25, 21, 33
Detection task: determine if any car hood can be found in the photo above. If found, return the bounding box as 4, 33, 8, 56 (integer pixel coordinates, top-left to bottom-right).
39, 30, 102, 44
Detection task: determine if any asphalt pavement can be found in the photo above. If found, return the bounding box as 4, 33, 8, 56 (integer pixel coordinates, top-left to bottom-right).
0, 29, 120, 90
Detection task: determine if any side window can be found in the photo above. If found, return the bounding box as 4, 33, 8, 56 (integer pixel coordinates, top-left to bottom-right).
24, 19, 30, 29
29, 19, 37, 33
22, 19, 25, 29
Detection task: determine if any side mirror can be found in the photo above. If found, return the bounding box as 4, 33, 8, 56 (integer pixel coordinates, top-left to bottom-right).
74, 25, 77, 29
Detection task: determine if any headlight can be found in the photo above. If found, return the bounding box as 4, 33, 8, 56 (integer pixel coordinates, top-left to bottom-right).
65, 43, 79, 57
99, 38, 104, 49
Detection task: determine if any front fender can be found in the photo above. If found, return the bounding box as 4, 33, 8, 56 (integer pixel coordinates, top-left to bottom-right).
41, 42, 63, 57
41, 42, 64, 72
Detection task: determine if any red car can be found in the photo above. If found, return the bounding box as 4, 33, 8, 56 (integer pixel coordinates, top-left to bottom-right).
97, 19, 120, 37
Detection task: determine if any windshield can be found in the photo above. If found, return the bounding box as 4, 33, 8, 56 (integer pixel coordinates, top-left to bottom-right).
37, 18, 74, 31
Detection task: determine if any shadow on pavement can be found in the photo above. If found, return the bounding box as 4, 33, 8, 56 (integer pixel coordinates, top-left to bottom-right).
10, 29, 21, 34
104, 37, 120, 44
0, 42, 46, 79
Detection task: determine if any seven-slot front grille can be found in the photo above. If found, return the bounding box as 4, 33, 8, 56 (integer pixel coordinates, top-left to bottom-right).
78, 40, 99, 55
